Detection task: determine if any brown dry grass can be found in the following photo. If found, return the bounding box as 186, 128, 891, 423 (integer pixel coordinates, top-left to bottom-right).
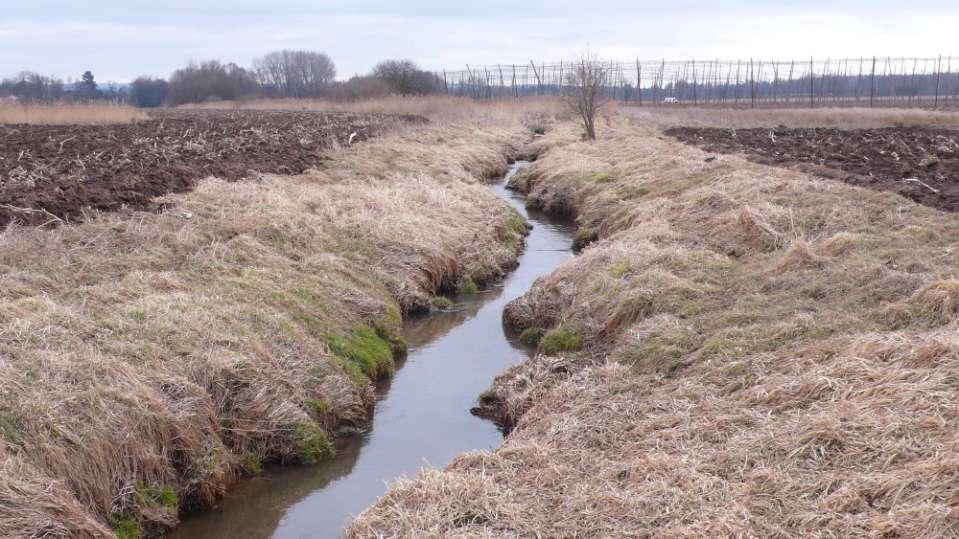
625, 105, 959, 129
0, 102, 147, 125
0, 108, 539, 536
349, 114, 959, 537
178, 95, 564, 125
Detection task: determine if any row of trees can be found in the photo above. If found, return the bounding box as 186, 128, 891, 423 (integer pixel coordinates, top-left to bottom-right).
0, 71, 125, 103
1, 51, 444, 107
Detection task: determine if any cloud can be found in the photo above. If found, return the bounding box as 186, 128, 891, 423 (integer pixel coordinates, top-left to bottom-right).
1, 2, 957, 82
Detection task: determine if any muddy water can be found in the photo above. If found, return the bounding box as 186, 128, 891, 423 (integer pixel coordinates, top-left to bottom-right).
169, 162, 573, 539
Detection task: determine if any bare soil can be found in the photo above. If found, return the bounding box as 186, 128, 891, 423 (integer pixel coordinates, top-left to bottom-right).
0, 110, 424, 225
666, 126, 959, 211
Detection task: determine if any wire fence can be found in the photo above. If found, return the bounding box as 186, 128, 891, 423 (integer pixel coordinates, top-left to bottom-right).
437, 56, 959, 108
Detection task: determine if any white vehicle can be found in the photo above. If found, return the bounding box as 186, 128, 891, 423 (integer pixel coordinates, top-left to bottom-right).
663, 96, 679, 104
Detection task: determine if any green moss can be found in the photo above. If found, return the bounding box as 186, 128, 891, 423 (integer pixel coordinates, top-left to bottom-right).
518, 327, 545, 346
108, 513, 141, 539
326, 325, 394, 381
241, 452, 263, 475
129, 309, 146, 322
539, 324, 584, 354
294, 421, 334, 464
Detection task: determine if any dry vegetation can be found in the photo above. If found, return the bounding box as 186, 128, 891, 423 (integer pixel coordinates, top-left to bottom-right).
350, 110, 959, 537
177, 95, 561, 125
0, 104, 545, 537
626, 105, 959, 130
0, 102, 147, 125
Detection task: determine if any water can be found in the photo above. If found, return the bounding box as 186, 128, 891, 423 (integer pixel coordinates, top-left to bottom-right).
169, 162, 574, 539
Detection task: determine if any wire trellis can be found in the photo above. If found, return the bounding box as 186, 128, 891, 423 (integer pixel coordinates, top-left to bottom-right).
438, 56, 959, 107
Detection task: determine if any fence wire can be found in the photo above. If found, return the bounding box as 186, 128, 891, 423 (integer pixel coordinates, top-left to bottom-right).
438, 57, 959, 107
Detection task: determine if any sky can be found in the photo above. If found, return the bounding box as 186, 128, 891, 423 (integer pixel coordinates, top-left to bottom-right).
2, 1, 958, 83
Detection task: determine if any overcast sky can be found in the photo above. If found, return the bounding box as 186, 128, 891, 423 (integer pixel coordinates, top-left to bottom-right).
3, 1, 958, 82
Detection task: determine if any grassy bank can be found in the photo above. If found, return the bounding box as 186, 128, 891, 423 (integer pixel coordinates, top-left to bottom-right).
0, 106, 542, 537
349, 110, 959, 537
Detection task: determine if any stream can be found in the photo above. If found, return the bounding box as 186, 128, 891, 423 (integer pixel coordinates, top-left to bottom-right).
169, 161, 574, 538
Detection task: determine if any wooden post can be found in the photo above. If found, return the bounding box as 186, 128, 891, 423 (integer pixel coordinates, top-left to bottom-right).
636, 59, 642, 106
809, 57, 815, 108
935, 55, 943, 108
530, 61, 541, 95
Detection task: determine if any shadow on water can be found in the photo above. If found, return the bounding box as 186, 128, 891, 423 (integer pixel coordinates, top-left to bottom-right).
168, 161, 574, 539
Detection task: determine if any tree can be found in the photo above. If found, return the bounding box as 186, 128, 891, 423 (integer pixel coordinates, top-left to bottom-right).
0, 72, 64, 102
372, 60, 442, 95
254, 50, 335, 98
167, 61, 259, 105
562, 54, 609, 140
75, 70, 99, 99
129, 76, 169, 107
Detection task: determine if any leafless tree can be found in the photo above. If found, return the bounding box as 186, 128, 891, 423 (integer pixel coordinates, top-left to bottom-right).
562, 54, 609, 140
254, 50, 336, 98
372, 60, 443, 95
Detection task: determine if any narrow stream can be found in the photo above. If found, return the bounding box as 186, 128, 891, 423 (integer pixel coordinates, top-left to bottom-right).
169, 162, 574, 539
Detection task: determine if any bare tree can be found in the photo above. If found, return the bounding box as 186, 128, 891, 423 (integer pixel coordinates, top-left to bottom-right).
372, 59, 443, 95
562, 54, 609, 140
254, 50, 336, 98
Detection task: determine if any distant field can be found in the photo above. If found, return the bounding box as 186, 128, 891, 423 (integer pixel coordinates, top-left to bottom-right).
0, 102, 147, 125
0, 109, 422, 226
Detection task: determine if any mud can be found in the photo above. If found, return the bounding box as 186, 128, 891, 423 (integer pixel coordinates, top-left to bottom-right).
0, 110, 424, 225
667, 126, 959, 212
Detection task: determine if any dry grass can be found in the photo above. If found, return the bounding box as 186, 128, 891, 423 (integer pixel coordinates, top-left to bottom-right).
349, 114, 959, 537
0, 110, 539, 536
0, 102, 147, 125
625, 105, 959, 129
178, 95, 564, 124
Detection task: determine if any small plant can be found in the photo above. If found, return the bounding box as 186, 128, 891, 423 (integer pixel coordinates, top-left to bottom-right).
108, 513, 141, 539
518, 327, 545, 346
294, 421, 334, 464
305, 398, 329, 419
539, 324, 584, 354
241, 452, 263, 475
459, 276, 479, 295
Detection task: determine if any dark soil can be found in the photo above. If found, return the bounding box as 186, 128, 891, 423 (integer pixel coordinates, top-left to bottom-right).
666, 126, 959, 212
0, 110, 425, 226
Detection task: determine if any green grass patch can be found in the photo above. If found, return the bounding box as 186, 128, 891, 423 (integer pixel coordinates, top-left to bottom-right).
0, 412, 21, 446
294, 421, 334, 464
134, 481, 178, 509
241, 452, 263, 475
305, 398, 329, 419
326, 325, 394, 381
539, 324, 584, 354
108, 513, 141, 539
459, 276, 479, 295
518, 327, 545, 346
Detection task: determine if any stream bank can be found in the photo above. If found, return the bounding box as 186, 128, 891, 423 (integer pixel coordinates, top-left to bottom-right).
169, 161, 574, 538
